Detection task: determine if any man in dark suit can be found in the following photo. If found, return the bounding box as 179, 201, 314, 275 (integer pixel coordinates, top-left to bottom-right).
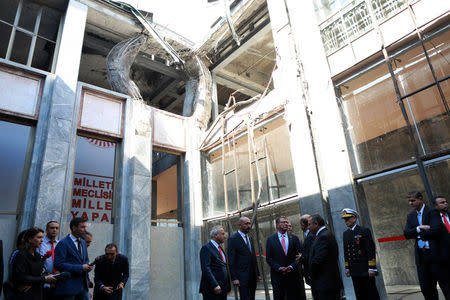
298, 214, 313, 286
228, 217, 259, 300
93, 243, 129, 300
430, 196, 450, 299
0, 239, 3, 296
54, 217, 93, 300
341, 208, 380, 300
266, 216, 305, 300
199, 225, 231, 300
404, 191, 450, 300
308, 214, 342, 300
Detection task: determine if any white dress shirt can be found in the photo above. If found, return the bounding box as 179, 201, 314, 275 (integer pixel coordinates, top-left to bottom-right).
238, 230, 251, 249
39, 236, 59, 273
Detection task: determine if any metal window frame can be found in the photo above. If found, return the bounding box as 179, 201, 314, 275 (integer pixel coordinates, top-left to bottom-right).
3, 0, 61, 72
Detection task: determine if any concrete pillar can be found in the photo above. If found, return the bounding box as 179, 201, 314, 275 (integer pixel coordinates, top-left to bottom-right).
183, 119, 204, 300
265, 0, 326, 218
282, 0, 387, 297
115, 99, 153, 299
20, 0, 88, 230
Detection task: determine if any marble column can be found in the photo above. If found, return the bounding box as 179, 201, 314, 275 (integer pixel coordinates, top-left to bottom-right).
115, 99, 153, 300
278, 0, 387, 297
20, 0, 88, 230
265, 0, 326, 217
183, 119, 204, 300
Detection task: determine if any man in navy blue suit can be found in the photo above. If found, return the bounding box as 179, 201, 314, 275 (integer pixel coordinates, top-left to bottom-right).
54, 217, 93, 300
228, 217, 260, 300
266, 216, 305, 300
404, 191, 450, 300
199, 225, 231, 300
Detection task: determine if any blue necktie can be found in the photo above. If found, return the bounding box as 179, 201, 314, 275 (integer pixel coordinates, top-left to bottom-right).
417, 211, 425, 249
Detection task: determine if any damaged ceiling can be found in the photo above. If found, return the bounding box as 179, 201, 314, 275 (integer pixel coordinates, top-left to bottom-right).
77, 0, 193, 114
76, 0, 275, 116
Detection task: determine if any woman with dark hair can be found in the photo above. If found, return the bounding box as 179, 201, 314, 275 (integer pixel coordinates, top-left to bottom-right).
11, 227, 56, 300
3, 229, 27, 299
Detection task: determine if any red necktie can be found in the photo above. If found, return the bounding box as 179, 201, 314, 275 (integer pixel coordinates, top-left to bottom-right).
218, 246, 226, 263
281, 234, 287, 255
50, 241, 56, 274
442, 214, 450, 233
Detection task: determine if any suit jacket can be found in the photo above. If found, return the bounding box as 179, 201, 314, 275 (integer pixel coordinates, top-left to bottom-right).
343, 225, 377, 277
0, 240, 3, 296
266, 232, 301, 284
54, 235, 90, 296
430, 209, 450, 264
199, 241, 231, 295
308, 228, 342, 292
403, 205, 441, 265
300, 232, 314, 285
93, 254, 129, 300
227, 232, 259, 286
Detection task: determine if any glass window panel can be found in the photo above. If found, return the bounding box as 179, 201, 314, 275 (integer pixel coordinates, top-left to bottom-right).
203, 118, 296, 218
343, 1, 372, 40
313, 0, 352, 22
404, 85, 450, 155
72, 137, 116, 224
236, 139, 252, 209
251, 158, 269, 204
371, 0, 406, 22
0, 23, 12, 58
226, 172, 238, 212
359, 167, 422, 285
10, 30, 31, 65
152, 153, 179, 227
0, 120, 32, 212
0, 0, 19, 24
425, 158, 450, 197
18, 0, 39, 32
338, 63, 416, 174
394, 42, 436, 96
321, 18, 347, 54
425, 29, 450, 80
259, 119, 297, 201
204, 149, 226, 217
38, 6, 60, 41
31, 37, 55, 72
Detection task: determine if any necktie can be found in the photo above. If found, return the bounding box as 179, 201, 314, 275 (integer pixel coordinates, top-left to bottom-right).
218, 246, 226, 263
244, 235, 251, 252
281, 234, 287, 255
50, 241, 56, 273
417, 211, 425, 249
76, 238, 82, 256
442, 214, 450, 233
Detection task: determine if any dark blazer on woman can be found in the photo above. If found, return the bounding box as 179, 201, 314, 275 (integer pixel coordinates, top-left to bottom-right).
12, 249, 46, 300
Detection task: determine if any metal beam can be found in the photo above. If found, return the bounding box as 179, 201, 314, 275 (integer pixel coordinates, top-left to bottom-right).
215, 70, 265, 96
166, 92, 186, 111
211, 22, 272, 72
83, 34, 185, 80
151, 79, 180, 105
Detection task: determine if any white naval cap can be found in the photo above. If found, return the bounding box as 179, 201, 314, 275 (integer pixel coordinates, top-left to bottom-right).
341, 208, 358, 219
